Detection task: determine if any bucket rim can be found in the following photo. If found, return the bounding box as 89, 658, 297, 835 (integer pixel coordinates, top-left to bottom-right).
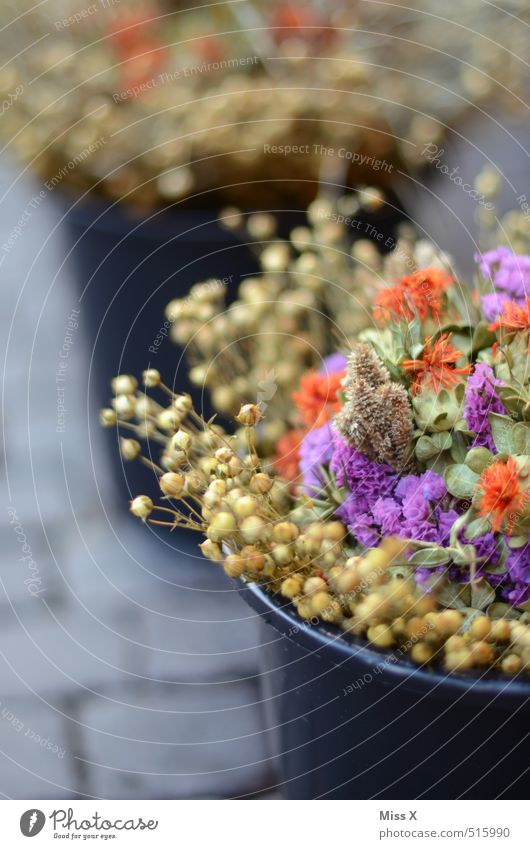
238, 580, 530, 706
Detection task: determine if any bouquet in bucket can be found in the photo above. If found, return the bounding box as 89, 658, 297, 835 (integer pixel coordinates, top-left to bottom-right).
102, 214, 530, 676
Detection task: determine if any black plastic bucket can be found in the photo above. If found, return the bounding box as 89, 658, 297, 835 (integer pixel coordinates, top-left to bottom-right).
240, 582, 530, 800
58, 193, 263, 508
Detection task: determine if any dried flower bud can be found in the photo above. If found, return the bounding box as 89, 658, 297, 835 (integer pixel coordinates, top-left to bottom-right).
159, 472, 185, 497
142, 369, 161, 388
250, 472, 273, 493
112, 375, 138, 395
173, 394, 193, 414
236, 404, 262, 427
273, 522, 299, 543
224, 553, 245, 578
233, 495, 259, 519
247, 212, 276, 240
99, 408, 117, 427
199, 540, 222, 562
130, 495, 153, 520
120, 438, 141, 461
215, 447, 234, 463
207, 511, 237, 542
112, 395, 136, 419
158, 409, 181, 431
240, 515, 270, 544
171, 430, 191, 451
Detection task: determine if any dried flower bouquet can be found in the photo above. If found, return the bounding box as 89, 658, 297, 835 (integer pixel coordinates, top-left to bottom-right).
102, 200, 530, 677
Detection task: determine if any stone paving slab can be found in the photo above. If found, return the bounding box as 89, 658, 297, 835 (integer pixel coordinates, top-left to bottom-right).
78, 683, 273, 799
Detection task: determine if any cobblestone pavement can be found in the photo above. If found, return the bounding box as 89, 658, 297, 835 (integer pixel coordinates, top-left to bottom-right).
0, 157, 278, 799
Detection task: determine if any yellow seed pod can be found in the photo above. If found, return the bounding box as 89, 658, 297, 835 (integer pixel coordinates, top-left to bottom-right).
233, 495, 259, 520
223, 554, 245, 578
303, 576, 327, 596
159, 472, 185, 497
199, 540, 222, 562
112, 394, 136, 419
367, 624, 395, 649
273, 522, 299, 544
491, 619, 511, 643
158, 409, 181, 431
142, 369, 161, 388
236, 404, 262, 427
322, 521, 346, 542
470, 615, 491, 641
281, 575, 304, 599
120, 438, 141, 461
240, 515, 269, 544
501, 653, 522, 675
130, 495, 153, 520
99, 408, 117, 427
250, 473, 273, 494
311, 591, 333, 616
242, 546, 266, 573
112, 375, 138, 395
207, 511, 237, 542
271, 544, 294, 566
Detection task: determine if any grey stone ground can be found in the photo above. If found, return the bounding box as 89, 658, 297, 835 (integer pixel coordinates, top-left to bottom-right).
0, 157, 278, 799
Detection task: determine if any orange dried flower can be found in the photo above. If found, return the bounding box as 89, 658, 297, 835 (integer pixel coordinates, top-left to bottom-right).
478, 457, 527, 533
489, 297, 530, 345
374, 267, 453, 324
292, 369, 345, 427
273, 429, 305, 482
402, 333, 471, 395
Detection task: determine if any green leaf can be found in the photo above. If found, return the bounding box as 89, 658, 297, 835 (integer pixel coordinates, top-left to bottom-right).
415, 436, 439, 462
510, 422, 530, 455
507, 535, 528, 549
409, 548, 451, 567
470, 578, 496, 610
465, 447, 493, 474
435, 580, 471, 610
451, 544, 478, 565
487, 602, 520, 620
488, 413, 515, 454
444, 464, 480, 499
471, 321, 496, 353
464, 516, 491, 540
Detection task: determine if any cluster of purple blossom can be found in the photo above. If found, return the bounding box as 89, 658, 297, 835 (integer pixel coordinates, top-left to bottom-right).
298, 357, 530, 604
478, 246, 530, 322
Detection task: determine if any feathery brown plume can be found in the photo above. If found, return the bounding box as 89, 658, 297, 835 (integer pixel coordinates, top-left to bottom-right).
335, 343, 412, 469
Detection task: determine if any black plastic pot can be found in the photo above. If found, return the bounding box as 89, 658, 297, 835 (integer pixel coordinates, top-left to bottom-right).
58, 193, 263, 508
240, 582, 530, 800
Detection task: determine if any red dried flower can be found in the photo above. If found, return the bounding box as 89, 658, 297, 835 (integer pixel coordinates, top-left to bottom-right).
273, 429, 305, 482
292, 369, 345, 427
402, 333, 471, 395
489, 297, 530, 346
478, 457, 527, 533
373, 267, 453, 325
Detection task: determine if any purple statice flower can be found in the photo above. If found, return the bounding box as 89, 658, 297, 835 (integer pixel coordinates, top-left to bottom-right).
320, 352, 347, 374
503, 543, 530, 606
476, 247, 530, 320
299, 423, 333, 494
464, 362, 505, 451
330, 435, 397, 514
371, 497, 403, 536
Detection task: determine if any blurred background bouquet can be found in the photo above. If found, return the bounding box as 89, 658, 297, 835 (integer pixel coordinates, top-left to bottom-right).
3, 0, 530, 209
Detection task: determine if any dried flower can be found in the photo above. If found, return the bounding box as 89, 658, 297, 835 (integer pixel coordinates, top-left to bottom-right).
402, 334, 472, 395
373, 268, 452, 324
477, 457, 526, 533
334, 344, 412, 468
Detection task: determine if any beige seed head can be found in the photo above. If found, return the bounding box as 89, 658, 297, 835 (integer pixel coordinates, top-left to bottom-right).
130, 495, 153, 520
142, 369, 161, 388
112, 375, 138, 395
120, 438, 141, 461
